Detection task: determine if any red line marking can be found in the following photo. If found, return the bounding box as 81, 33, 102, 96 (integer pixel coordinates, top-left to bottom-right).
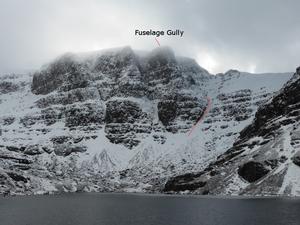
155, 37, 160, 47
188, 96, 212, 136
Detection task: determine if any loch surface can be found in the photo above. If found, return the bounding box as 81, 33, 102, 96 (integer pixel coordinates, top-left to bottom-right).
0, 193, 299, 225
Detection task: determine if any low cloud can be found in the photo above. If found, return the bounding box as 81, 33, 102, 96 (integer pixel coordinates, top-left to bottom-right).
0, 0, 299, 74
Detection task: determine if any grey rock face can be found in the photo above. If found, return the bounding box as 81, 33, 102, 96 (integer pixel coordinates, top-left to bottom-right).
31, 54, 89, 95
105, 100, 144, 124
65, 102, 104, 127
217, 89, 253, 121
157, 100, 178, 126
36, 87, 99, 108
29, 46, 210, 149
104, 100, 151, 149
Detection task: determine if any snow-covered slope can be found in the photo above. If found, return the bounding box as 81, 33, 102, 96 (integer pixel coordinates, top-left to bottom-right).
0, 46, 293, 195
164, 67, 300, 196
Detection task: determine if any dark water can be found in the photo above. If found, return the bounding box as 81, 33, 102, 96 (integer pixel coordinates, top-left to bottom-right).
0, 193, 300, 225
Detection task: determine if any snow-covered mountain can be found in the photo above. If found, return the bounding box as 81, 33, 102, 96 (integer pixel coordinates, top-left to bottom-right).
0, 46, 295, 195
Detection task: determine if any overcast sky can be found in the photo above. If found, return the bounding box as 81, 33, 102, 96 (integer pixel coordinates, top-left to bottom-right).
0, 0, 300, 74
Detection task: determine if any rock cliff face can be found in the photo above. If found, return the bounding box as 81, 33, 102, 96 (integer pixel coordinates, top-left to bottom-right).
164, 67, 300, 196
0, 46, 295, 195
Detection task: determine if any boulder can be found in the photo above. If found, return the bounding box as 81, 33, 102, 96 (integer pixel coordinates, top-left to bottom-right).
238, 161, 270, 183
292, 152, 300, 167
